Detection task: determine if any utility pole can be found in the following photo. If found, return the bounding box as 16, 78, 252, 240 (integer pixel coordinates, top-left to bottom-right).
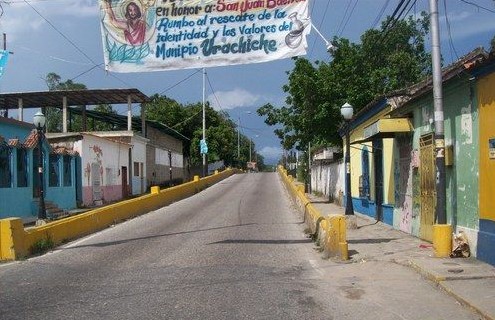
237, 116, 240, 161
429, 0, 451, 257
202, 68, 207, 177
1, 33, 13, 118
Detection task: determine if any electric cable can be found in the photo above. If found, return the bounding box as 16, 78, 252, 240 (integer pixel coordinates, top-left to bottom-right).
335, 0, 353, 37
339, 0, 360, 37
444, 0, 460, 62
23, 0, 134, 88
308, 0, 331, 58
459, 0, 495, 14
159, 69, 203, 95
371, 0, 391, 29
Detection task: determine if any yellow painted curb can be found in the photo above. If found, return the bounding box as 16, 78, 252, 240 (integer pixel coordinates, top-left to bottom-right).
277, 166, 348, 261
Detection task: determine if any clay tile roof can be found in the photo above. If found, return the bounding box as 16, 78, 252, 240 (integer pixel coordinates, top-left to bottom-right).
23, 130, 40, 149
8, 138, 20, 147
51, 146, 79, 156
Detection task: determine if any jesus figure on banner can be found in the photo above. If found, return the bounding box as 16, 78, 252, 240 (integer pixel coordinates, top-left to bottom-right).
103, 0, 146, 46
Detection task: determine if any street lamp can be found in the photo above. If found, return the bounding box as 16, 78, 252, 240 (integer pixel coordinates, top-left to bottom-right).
340, 103, 354, 216
33, 111, 47, 221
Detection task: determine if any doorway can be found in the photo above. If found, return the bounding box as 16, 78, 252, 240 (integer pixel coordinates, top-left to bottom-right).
419, 133, 435, 241
373, 139, 383, 221
121, 166, 128, 197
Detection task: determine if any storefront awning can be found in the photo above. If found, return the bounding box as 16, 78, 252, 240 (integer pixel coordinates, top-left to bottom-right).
362, 118, 413, 140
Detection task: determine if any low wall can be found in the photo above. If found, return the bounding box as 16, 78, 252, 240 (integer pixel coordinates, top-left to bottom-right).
311, 160, 344, 205
278, 166, 348, 260
0, 169, 238, 261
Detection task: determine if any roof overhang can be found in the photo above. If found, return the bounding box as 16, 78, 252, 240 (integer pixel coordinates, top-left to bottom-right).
0, 88, 150, 109
354, 118, 413, 144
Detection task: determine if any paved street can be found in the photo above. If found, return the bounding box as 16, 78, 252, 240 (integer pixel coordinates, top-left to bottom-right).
0, 173, 483, 319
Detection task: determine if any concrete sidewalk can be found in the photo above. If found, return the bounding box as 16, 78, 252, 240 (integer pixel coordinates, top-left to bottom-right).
306, 193, 495, 320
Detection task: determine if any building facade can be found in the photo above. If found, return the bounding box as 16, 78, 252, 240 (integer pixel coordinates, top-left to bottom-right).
338, 49, 495, 265
0, 117, 79, 222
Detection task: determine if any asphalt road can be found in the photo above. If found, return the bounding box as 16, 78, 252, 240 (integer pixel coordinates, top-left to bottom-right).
0, 173, 481, 319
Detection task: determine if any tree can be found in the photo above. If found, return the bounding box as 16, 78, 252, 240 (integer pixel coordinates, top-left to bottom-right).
258, 13, 431, 152
144, 95, 246, 167
44, 73, 87, 132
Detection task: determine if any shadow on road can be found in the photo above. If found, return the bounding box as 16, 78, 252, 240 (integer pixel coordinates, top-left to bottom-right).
208, 239, 313, 245
61, 223, 258, 249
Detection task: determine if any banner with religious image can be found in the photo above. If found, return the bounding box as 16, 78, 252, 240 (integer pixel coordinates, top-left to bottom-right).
99, 0, 310, 73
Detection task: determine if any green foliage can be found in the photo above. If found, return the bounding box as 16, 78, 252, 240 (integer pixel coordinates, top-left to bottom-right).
44, 73, 116, 132
44, 73, 87, 132
258, 13, 431, 151
29, 236, 55, 255
144, 95, 255, 168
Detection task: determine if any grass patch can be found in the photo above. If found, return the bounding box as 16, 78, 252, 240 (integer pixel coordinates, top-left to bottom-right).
29, 236, 55, 256
313, 191, 324, 197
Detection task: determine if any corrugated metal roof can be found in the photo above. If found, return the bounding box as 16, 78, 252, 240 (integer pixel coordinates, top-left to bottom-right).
0, 88, 150, 109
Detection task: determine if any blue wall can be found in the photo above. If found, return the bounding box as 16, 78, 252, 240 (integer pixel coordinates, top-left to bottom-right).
346, 196, 394, 226
0, 119, 78, 221
477, 219, 495, 266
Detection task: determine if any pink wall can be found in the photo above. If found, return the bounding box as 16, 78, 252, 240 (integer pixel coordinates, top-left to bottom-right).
82, 185, 124, 207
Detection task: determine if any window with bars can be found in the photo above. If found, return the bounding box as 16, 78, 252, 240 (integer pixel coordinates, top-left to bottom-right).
63, 155, 72, 187
17, 148, 28, 188
0, 146, 12, 188
360, 147, 370, 199
49, 154, 60, 187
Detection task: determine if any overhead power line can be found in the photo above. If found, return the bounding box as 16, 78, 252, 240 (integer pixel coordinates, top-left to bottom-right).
380, 0, 408, 33
371, 0, 391, 29
309, 0, 331, 58
459, 0, 495, 14
205, 72, 226, 113
159, 69, 202, 95
378, 0, 417, 46
335, 0, 353, 37
443, 0, 460, 62
23, 0, 133, 88
338, 0, 359, 37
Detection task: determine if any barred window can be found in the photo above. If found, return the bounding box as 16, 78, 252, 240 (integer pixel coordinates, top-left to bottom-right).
0, 146, 12, 188
63, 155, 72, 187
17, 148, 28, 188
49, 154, 60, 187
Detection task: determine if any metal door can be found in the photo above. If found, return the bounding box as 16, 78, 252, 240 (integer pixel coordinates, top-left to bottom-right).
419, 134, 435, 241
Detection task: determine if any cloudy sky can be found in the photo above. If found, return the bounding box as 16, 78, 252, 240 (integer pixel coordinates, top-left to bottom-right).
1, 0, 494, 164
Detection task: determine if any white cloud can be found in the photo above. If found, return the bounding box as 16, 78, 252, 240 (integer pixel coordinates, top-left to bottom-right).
208, 88, 261, 110
259, 146, 282, 161
1, 0, 98, 40
442, 10, 495, 42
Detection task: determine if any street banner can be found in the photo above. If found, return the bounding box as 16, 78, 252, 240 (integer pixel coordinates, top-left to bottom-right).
200, 139, 208, 154
99, 0, 310, 73
0, 50, 9, 78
